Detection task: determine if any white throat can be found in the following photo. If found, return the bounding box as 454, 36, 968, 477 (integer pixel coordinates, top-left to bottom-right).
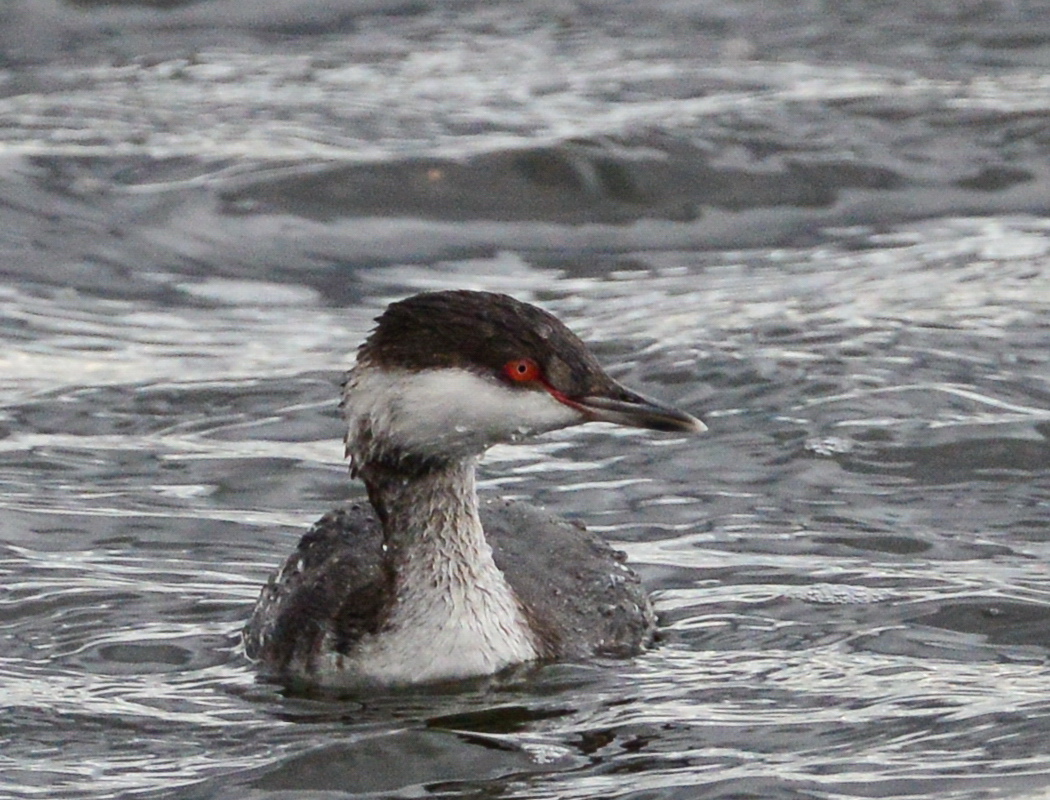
342, 364, 581, 466
328, 363, 584, 684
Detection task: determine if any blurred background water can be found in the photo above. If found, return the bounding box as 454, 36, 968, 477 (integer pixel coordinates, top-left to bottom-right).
1, 1, 1049, 798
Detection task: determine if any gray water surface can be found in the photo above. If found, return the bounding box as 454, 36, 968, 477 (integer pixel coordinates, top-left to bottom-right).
1, 2, 1049, 799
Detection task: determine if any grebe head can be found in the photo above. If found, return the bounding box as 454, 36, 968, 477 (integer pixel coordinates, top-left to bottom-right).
342, 290, 705, 470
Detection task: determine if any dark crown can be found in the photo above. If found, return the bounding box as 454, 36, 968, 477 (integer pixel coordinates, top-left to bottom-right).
357, 290, 616, 397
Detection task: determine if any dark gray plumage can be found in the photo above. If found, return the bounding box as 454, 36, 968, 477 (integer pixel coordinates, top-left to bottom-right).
243, 500, 655, 680
243, 290, 702, 687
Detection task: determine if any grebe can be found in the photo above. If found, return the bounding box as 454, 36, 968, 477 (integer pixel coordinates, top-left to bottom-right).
244, 290, 705, 687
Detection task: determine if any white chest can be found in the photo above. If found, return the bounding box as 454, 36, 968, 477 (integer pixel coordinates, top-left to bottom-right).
348, 561, 539, 685
309, 472, 541, 687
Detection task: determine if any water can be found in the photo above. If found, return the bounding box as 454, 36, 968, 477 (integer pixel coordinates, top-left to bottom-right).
1, 1, 1050, 798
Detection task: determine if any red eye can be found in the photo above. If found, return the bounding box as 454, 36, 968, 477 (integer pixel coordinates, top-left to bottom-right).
503, 358, 541, 383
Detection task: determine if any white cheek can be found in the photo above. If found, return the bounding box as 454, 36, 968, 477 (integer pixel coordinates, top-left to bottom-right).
344, 367, 582, 458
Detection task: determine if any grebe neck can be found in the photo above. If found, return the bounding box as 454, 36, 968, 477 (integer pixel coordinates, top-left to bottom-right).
355, 458, 540, 681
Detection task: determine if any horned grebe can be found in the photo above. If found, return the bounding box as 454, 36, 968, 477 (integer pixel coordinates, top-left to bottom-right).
244, 290, 704, 687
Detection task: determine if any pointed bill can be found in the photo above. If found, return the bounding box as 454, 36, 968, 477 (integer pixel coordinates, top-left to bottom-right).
572, 385, 706, 433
